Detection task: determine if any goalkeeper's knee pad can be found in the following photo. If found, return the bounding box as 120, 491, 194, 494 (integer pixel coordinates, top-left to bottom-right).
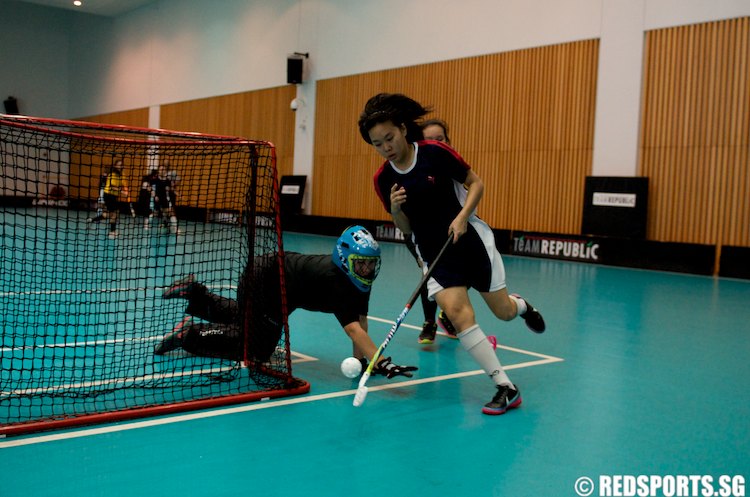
246, 315, 283, 363
182, 324, 243, 361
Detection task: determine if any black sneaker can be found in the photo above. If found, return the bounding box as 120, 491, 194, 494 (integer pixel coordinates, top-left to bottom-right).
437, 310, 458, 339
154, 316, 192, 355
163, 274, 196, 299
512, 294, 545, 333
482, 384, 522, 415
418, 321, 437, 344
358, 357, 369, 376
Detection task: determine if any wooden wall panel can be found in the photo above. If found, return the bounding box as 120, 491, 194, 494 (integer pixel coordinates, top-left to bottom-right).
159, 85, 297, 180
71, 108, 150, 199
640, 17, 750, 247
156, 86, 296, 212
313, 40, 599, 235
76, 108, 149, 128
73, 87, 297, 210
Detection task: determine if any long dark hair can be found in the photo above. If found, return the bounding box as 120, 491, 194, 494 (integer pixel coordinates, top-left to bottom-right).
421, 118, 451, 145
358, 93, 431, 144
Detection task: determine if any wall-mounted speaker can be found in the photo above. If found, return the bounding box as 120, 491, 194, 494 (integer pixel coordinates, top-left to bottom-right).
287, 56, 304, 85
4, 96, 19, 115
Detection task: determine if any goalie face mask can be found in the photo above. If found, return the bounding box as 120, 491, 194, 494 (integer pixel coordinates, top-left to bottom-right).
333, 225, 381, 292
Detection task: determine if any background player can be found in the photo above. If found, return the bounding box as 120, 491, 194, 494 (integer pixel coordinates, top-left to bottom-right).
162, 159, 181, 233
154, 226, 417, 379
413, 119, 457, 343
359, 93, 546, 415
137, 168, 159, 229
152, 163, 179, 234
86, 159, 130, 239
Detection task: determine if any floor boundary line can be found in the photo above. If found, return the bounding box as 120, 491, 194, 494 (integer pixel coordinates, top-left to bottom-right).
0, 354, 563, 448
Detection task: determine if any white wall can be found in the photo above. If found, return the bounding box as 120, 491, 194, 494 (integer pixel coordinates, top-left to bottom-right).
68, 0, 302, 115
0, 1, 76, 118
592, 0, 647, 177
592, 0, 750, 176
305, 0, 602, 79
2, 0, 749, 211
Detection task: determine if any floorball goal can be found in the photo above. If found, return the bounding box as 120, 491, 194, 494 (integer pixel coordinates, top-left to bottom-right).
0, 114, 309, 435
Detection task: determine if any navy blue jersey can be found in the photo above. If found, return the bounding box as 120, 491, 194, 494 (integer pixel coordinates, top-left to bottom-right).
373, 141, 507, 293
374, 141, 471, 263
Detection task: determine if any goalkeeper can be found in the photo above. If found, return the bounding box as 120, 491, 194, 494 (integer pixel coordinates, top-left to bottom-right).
154, 226, 417, 379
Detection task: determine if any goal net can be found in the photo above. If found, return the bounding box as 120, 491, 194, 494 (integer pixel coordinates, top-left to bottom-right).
0, 114, 309, 435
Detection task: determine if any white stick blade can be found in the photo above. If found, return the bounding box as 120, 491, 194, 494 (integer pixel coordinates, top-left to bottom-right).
353, 386, 368, 407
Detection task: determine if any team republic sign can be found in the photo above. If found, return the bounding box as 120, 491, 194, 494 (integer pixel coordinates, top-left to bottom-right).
511, 233, 600, 263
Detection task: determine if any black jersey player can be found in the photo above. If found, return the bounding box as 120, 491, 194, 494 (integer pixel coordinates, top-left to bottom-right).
359, 93, 546, 415
154, 226, 417, 379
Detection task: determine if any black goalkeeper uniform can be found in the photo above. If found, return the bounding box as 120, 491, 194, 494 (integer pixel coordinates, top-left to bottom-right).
179, 252, 370, 361
283, 253, 370, 327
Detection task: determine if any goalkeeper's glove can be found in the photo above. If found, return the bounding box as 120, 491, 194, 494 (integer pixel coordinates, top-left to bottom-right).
372, 356, 418, 379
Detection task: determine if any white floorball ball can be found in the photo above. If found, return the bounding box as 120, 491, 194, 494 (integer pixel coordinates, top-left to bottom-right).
340, 357, 362, 378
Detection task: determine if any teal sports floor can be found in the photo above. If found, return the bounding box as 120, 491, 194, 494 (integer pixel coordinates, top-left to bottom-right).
1, 226, 749, 497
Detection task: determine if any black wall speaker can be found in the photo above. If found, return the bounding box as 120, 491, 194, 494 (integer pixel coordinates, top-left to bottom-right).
4, 96, 19, 115
287, 56, 304, 85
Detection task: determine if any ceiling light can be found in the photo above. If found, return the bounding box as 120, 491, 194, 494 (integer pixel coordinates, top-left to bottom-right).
73, 1, 82, 6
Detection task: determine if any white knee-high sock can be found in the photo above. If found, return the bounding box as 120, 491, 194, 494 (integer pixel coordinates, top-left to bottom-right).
458, 324, 512, 387
509, 294, 527, 317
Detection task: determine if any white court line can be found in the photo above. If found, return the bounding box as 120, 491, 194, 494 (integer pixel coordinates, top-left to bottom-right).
368, 316, 561, 361
0, 350, 316, 397
0, 283, 234, 298
0, 366, 238, 397
0, 335, 160, 353
0, 353, 563, 448
289, 350, 318, 363
0, 314, 561, 447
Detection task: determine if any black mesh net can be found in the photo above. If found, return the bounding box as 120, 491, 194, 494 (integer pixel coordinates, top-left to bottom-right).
0, 115, 308, 434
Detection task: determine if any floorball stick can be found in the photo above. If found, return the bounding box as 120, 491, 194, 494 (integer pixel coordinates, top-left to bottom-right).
353, 233, 454, 407
96, 188, 104, 217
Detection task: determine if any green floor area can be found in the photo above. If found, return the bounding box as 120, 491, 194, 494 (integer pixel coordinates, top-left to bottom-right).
2, 231, 748, 497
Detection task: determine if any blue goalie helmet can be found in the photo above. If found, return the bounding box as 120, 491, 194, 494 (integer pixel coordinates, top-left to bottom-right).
333, 225, 382, 292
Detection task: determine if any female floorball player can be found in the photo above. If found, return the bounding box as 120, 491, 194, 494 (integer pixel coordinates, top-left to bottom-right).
359, 94, 546, 415
151, 163, 179, 233
154, 226, 417, 379
413, 119, 457, 344
86, 159, 130, 239
137, 168, 159, 227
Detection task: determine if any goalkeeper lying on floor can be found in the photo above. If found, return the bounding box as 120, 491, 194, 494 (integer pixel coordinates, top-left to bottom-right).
154, 225, 417, 379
